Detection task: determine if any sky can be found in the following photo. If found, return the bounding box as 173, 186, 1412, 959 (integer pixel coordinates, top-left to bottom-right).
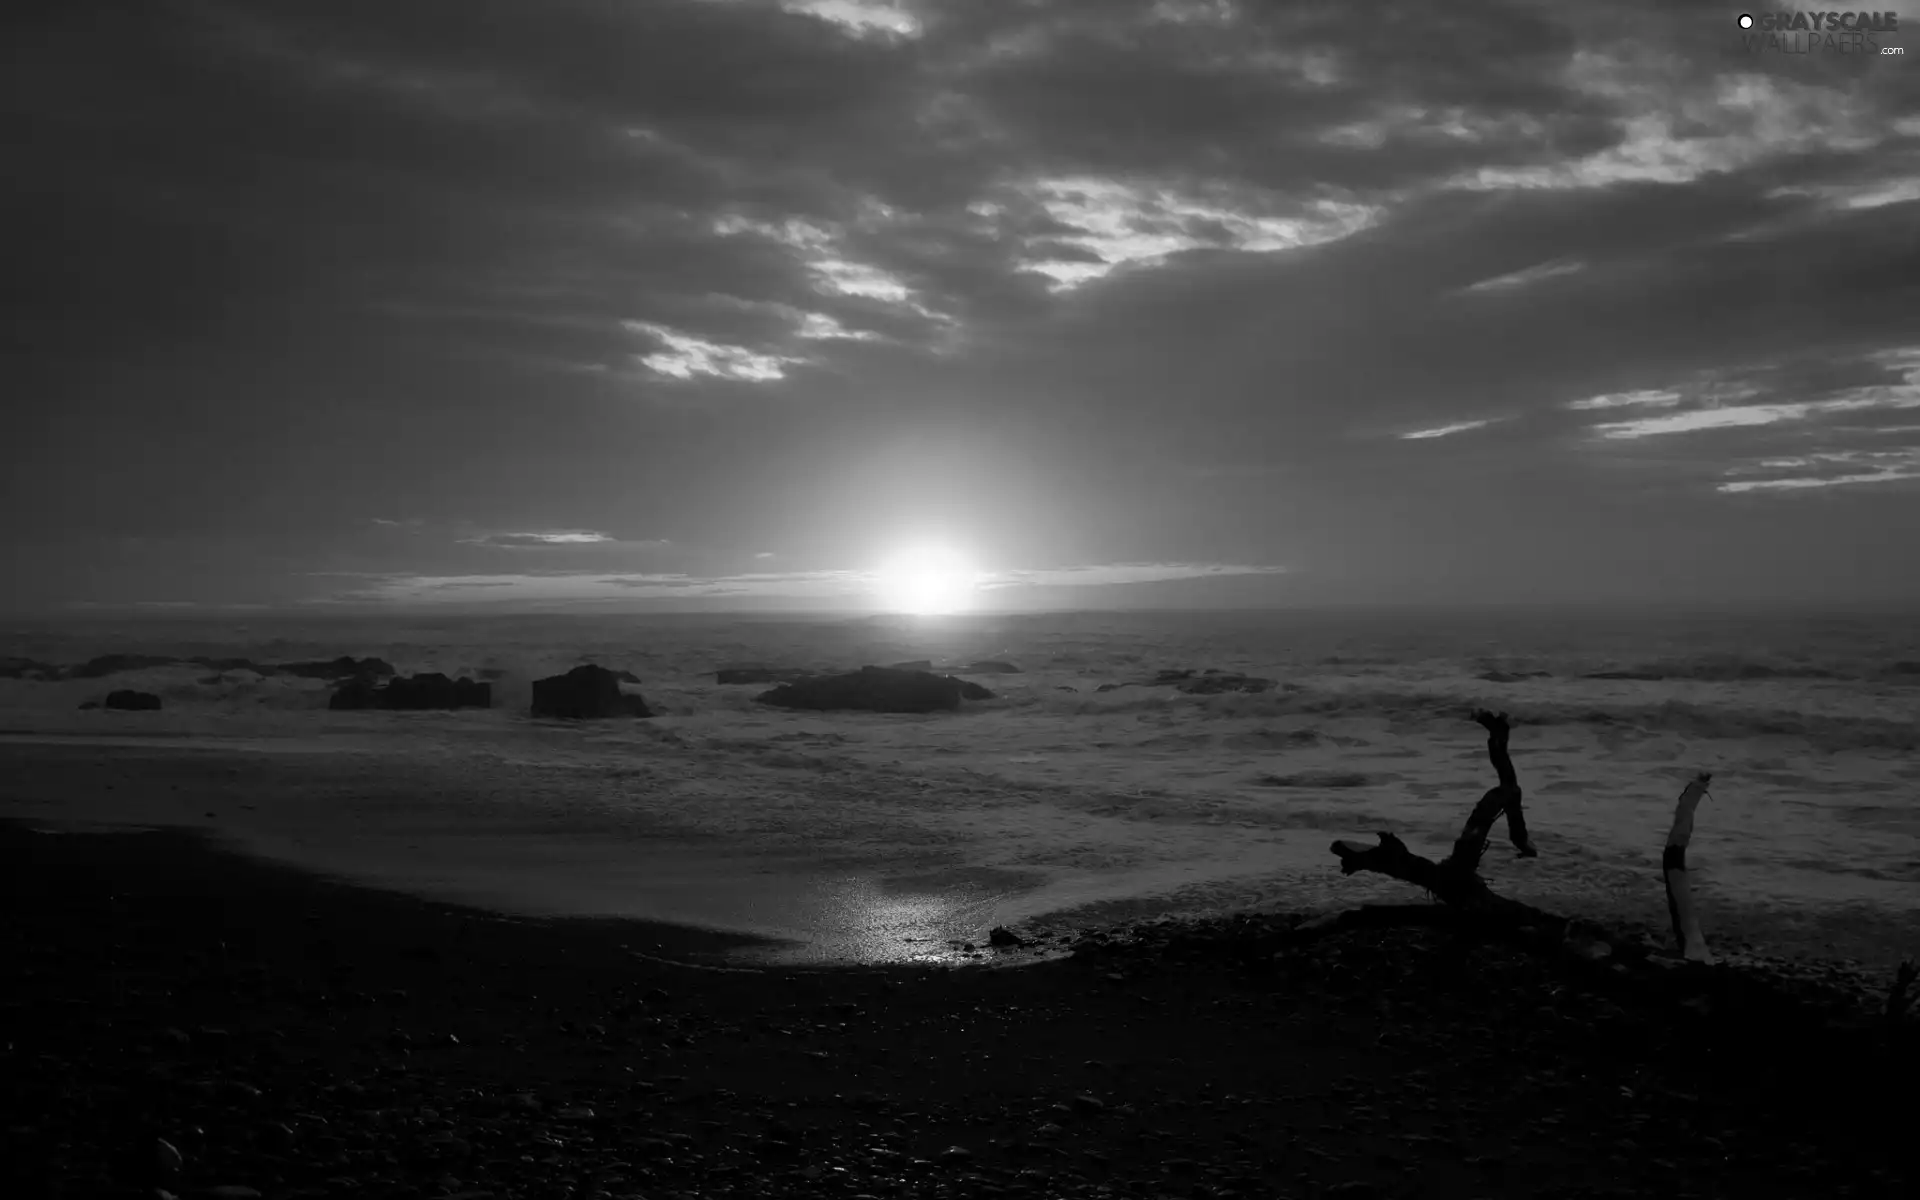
4, 0, 1919, 615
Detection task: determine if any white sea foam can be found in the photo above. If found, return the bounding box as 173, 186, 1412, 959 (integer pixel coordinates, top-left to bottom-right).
2, 608, 1916, 968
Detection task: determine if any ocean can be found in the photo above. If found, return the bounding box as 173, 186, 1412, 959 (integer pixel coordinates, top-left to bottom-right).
3, 607, 1916, 969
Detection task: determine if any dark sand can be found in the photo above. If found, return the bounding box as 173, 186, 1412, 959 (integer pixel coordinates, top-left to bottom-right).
2, 821, 1913, 1200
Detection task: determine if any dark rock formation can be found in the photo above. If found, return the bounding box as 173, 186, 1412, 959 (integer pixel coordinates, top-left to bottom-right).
279, 656, 397, 680
1096, 668, 1272, 694
77, 700, 100, 710
1177, 672, 1274, 695
327, 677, 380, 711
756, 667, 994, 714
0, 656, 61, 680
960, 660, 1022, 674
103, 690, 162, 711
887, 660, 934, 672
531, 665, 652, 719
715, 667, 818, 685
1477, 670, 1551, 683
612, 669, 641, 684
328, 673, 490, 711
186, 656, 273, 674
69, 655, 179, 679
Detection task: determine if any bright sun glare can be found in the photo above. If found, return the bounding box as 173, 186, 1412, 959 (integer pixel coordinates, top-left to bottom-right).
871, 545, 980, 615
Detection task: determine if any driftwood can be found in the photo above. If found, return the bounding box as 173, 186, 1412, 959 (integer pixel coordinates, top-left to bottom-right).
1663, 773, 1714, 963
1331, 711, 1539, 917
1326, 712, 1920, 1038
1328, 710, 1697, 966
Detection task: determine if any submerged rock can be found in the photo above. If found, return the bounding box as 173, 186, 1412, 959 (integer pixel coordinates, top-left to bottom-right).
756, 667, 993, 714
278, 655, 396, 680
1177, 672, 1274, 695
0, 656, 61, 679
715, 666, 817, 685
531, 664, 653, 719
102, 689, 163, 711
1097, 668, 1273, 694
960, 660, 1022, 674
186, 656, 273, 674
328, 673, 490, 711
69, 654, 179, 678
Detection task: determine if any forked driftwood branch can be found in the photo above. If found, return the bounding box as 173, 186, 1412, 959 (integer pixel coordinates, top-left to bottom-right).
1331, 711, 1540, 916
1322, 716, 1916, 1050
1328, 712, 1713, 960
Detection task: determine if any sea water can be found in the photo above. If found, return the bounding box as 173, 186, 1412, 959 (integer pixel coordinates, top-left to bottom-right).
2, 607, 1916, 967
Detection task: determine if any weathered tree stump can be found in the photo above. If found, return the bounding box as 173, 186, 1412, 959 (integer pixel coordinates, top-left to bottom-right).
1663, 773, 1714, 963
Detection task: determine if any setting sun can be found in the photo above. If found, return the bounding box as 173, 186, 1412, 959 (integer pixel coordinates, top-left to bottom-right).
870, 545, 981, 614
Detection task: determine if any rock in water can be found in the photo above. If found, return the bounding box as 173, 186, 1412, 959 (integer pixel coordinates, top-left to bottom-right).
70, 654, 179, 678
715, 666, 817, 685
755, 667, 993, 714
1176, 672, 1274, 695
328, 677, 380, 711
531, 664, 653, 719
0, 656, 61, 679
962, 660, 1022, 674
887, 660, 934, 672
103, 689, 162, 711
1096, 668, 1272, 694
275, 655, 396, 679
328, 673, 490, 710
382, 672, 489, 710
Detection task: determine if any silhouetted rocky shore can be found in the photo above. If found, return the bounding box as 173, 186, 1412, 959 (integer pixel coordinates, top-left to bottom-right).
2, 821, 1911, 1200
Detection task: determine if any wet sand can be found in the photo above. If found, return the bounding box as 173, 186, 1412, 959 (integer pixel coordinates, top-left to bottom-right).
3, 820, 1915, 1200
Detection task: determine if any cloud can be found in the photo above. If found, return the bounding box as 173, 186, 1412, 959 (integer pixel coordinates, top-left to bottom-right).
1718, 448, 1920, 493
980, 562, 1286, 589
1400, 419, 1498, 440
780, 0, 924, 40
9, 0, 1920, 611
1458, 257, 1585, 293
310, 560, 1286, 607
629, 321, 805, 382
1586, 347, 1920, 441
457, 530, 620, 547
980, 177, 1380, 290
1566, 389, 1684, 411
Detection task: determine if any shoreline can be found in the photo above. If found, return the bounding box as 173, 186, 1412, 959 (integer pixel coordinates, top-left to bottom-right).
4, 818, 1916, 1199
3, 734, 1914, 976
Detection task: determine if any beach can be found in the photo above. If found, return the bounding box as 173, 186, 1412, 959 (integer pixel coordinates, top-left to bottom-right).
3, 609, 1918, 1195
2, 609, 1915, 971
4, 820, 1913, 1200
